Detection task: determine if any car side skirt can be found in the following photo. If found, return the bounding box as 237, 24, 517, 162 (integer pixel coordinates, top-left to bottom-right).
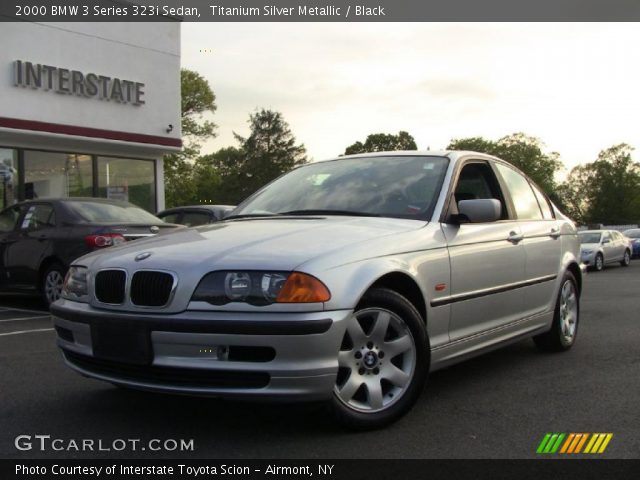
429, 309, 553, 371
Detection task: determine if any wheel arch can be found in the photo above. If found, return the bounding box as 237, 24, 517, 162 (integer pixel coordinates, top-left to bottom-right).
566, 261, 582, 296
366, 272, 427, 324
38, 256, 67, 291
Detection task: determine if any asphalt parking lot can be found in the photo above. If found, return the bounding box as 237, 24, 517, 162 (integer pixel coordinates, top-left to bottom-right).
1, 262, 638, 459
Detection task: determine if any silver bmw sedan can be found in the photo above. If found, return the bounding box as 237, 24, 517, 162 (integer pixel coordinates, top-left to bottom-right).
52, 151, 583, 429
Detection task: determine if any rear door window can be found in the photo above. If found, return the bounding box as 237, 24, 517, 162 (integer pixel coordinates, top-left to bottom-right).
530, 183, 554, 220
20, 204, 55, 230
495, 163, 543, 220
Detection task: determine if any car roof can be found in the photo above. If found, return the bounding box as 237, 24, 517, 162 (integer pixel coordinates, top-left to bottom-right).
15, 197, 137, 207
311, 150, 501, 166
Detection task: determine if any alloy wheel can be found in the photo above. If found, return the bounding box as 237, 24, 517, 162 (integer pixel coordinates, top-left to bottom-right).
334, 308, 416, 413
559, 280, 578, 345
595, 254, 603, 271
45, 270, 64, 304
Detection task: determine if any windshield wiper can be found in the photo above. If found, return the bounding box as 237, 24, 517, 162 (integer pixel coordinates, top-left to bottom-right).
278, 209, 380, 217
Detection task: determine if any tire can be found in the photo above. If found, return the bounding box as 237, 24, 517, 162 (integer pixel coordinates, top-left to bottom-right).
594, 253, 604, 272
330, 288, 429, 430
621, 249, 631, 267
534, 271, 579, 352
42, 262, 66, 305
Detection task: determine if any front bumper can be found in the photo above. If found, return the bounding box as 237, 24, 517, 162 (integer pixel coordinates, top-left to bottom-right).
580, 251, 595, 266
51, 300, 352, 401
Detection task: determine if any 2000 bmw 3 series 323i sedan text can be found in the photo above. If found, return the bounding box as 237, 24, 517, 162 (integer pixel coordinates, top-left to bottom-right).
52, 151, 583, 429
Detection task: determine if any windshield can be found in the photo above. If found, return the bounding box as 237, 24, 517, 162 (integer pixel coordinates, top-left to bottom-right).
579, 232, 602, 244
65, 201, 161, 223
232, 155, 449, 220
623, 229, 640, 239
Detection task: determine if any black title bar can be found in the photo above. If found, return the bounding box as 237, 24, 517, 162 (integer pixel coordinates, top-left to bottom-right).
3, 459, 640, 480
2, 0, 640, 21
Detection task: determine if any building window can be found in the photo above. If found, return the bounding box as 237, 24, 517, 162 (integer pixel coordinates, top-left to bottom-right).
24, 151, 93, 200
97, 157, 155, 212
0, 148, 19, 209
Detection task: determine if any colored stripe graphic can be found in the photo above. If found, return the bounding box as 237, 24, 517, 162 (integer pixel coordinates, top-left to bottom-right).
559, 433, 575, 453
538, 433, 613, 454
536, 433, 565, 454
584, 433, 613, 454
574, 433, 589, 453
536, 434, 552, 454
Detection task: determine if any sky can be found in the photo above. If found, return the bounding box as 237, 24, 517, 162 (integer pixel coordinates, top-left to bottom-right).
181, 23, 640, 175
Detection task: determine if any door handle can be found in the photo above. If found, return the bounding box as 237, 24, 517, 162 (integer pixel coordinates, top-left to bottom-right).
507, 231, 524, 244
550, 227, 561, 239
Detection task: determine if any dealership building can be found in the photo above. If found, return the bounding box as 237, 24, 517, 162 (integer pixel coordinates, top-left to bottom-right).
0, 22, 181, 213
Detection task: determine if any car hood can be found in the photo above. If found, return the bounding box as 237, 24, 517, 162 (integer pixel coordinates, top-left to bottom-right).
80, 216, 426, 272
580, 243, 599, 251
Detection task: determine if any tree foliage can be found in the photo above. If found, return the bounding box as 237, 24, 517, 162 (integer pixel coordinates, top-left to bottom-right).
448, 133, 562, 201
559, 144, 640, 225
163, 69, 217, 208
196, 109, 307, 205
344, 131, 417, 155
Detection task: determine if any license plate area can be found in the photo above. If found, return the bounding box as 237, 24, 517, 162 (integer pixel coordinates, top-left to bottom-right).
91, 321, 152, 365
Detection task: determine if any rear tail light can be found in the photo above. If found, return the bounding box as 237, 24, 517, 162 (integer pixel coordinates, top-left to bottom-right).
84, 233, 126, 249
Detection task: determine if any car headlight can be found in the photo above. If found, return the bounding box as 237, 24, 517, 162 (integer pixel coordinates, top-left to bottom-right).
61, 266, 89, 302
581, 250, 593, 255
192, 271, 331, 306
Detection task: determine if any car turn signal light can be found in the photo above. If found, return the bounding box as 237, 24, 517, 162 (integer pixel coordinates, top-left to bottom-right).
276, 272, 331, 303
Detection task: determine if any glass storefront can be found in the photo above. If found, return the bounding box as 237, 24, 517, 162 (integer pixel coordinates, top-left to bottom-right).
97, 157, 156, 213
0, 148, 158, 213
0, 148, 19, 210
24, 151, 93, 200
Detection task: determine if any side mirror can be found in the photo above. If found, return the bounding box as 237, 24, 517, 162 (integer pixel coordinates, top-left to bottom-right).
602, 238, 610, 244
457, 199, 502, 223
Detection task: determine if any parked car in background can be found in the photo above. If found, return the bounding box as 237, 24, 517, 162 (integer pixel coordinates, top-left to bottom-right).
622, 228, 640, 258
579, 229, 632, 271
53, 151, 583, 429
156, 205, 235, 227
0, 198, 180, 304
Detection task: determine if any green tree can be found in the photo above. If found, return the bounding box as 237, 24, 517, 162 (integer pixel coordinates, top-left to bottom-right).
555, 165, 594, 224
570, 144, 639, 224
344, 131, 417, 155
588, 144, 640, 224
194, 147, 245, 204
231, 109, 308, 202
163, 69, 217, 208
447, 133, 562, 202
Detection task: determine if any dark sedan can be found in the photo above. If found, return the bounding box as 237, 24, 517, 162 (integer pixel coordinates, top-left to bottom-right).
156, 204, 235, 227
0, 198, 180, 304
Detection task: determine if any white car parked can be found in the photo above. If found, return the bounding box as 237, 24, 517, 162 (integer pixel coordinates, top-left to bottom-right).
579, 230, 632, 271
